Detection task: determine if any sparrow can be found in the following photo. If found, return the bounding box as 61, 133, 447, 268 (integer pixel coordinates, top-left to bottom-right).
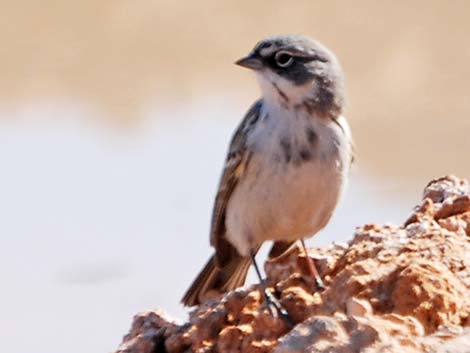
181, 34, 353, 320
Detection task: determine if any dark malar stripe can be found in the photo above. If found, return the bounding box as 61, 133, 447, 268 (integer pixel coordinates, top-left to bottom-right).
271, 81, 289, 104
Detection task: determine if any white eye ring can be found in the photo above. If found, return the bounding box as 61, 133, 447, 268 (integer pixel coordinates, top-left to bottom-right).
275, 51, 294, 68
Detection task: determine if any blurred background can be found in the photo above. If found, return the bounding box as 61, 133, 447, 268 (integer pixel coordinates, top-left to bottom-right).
1, 1, 469, 352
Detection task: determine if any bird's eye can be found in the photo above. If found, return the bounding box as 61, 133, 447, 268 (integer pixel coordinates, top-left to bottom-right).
275, 52, 294, 68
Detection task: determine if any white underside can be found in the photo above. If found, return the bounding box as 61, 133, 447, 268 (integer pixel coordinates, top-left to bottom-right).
225, 101, 352, 257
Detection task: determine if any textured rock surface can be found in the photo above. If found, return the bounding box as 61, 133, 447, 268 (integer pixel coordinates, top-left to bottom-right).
114, 176, 470, 353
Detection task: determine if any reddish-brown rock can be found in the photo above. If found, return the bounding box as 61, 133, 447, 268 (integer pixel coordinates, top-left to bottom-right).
114, 175, 470, 353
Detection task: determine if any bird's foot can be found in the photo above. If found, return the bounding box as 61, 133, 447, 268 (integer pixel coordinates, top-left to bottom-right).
313, 276, 326, 291
263, 289, 294, 328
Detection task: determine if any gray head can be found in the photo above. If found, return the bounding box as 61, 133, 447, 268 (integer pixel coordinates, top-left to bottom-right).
236, 35, 344, 116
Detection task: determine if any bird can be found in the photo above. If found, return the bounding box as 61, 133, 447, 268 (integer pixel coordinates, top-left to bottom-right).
181, 34, 354, 320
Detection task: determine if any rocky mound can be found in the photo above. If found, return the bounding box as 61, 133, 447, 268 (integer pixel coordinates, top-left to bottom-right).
114, 176, 470, 353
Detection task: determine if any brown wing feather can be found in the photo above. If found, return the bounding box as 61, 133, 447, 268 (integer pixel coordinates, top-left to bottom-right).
210, 100, 263, 267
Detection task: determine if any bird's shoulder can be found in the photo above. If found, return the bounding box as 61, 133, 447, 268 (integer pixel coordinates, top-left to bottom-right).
228, 99, 263, 153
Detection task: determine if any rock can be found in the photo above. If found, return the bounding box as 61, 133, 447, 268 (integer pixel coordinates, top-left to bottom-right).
113, 175, 470, 353
346, 297, 372, 317
115, 310, 179, 353
434, 329, 470, 353
274, 316, 348, 353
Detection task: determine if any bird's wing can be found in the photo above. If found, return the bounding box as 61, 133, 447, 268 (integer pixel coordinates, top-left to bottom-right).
210, 100, 262, 267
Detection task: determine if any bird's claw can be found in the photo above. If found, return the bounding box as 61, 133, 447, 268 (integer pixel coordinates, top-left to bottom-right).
314, 277, 326, 291
263, 289, 295, 328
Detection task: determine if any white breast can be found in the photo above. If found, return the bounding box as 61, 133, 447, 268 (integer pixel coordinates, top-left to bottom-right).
225, 104, 352, 257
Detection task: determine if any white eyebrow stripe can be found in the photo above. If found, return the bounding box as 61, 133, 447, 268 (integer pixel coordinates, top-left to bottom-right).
259, 46, 277, 57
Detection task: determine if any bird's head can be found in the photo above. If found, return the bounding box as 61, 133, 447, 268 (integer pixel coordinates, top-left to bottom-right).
236, 35, 344, 116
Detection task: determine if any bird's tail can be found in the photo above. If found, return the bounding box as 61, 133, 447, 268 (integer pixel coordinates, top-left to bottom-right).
181, 254, 251, 307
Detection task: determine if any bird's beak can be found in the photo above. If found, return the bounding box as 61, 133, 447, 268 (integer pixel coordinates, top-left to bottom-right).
235, 52, 263, 70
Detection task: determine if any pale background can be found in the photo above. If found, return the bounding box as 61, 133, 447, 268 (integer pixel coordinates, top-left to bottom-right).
1, 1, 469, 353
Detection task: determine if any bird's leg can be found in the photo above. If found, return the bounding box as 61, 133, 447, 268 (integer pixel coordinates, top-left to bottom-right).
250, 252, 294, 327
300, 239, 326, 291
